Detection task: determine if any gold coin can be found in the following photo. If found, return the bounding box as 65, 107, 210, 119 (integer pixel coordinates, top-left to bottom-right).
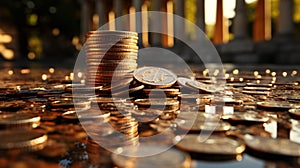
256, 101, 293, 110
186, 80, 222, 93
133, 66, 177, 88
174, 135, 245, 155
244, 135, 300, 157
0, 129, 47, 151
111, 145, 191, 168
0, 113, 40, 129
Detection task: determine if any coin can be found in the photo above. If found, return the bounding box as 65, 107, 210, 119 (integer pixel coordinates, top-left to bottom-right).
243, 86, 271, 91
242, 90, 270, 95
142, 88, 180, 98
244, 134, 300, 157
256, 101, 293, 110
133, 66, 177, 88
222, 111, 269, 124
0, 129, 47, 151
174, 135, 245, 155
186, 80, 222, 93
0, 113, 40, 129
111, 145, 191, 168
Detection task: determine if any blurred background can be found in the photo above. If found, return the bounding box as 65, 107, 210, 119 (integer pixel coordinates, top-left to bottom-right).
0, 0, 300, 67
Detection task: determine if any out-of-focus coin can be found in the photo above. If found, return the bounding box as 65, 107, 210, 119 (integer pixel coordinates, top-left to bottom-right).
246, 83, 272, 87
242, 90, 270, 95
133, 66, 177, 88
288, 109, 300, 119
0, 113, 40, 129
174, 135, 245, 155
143, 88, 180, 98
111, 145, 191, 168
222, 111, 269, 124
256, 101, 293, 110
186, 80, 221, 93
177, 119, 231, 132
244, 134, 300, 157
243, 86, 271, 91
0, 129, 47, 151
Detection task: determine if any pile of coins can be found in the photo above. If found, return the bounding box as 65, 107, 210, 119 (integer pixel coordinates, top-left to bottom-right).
85, 30, 139, 94
83, 97, 139, 149
130, 66, 181, 134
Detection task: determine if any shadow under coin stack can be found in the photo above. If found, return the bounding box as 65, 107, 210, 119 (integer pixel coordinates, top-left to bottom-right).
83, 30, 139, 151
85, 30, 138, 95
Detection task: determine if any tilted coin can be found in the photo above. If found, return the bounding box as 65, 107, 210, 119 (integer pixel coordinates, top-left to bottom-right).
133, 66, 177, 88
186, 80, 222, 93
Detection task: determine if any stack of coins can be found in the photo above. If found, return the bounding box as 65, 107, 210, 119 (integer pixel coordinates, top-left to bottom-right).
82, 97, 139, 149
85, 30, 139, 95
132, 66, 180, 133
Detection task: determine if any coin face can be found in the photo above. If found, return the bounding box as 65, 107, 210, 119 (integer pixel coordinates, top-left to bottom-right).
244, 135, 300, 157
133, 66, 177, 88
174, 134, 245, 155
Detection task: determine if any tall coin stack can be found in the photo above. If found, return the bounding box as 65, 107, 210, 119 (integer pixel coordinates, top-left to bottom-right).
85, 30, 139, 96
84, 30, 139, 150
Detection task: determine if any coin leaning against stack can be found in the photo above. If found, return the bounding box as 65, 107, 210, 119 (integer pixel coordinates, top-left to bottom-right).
85, 30, 139, 91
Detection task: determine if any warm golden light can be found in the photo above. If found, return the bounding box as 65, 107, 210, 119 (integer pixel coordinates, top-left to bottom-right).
108, 11, 116, 30
93, 14, 99, 29
49, 68, 55, 74
271, 72, 276, 77
0, 34, 12, 43
225, 73, 229, 79
70, 72, 74, 81
129, 7, 136, 32
42, 74, 48, 81
72, 36, 80, 45
141, 4, 149, 47
291, 70, 298, 76
233, 69, 239, 75
2, 49, 14, 60
77, 72, 83, 78
265, 69, 271, 74
27, 52, 36, 60
8, 70, 13, 76
282, 72, 288, 77
166, 0, 174, 47
253, 71, 259, 76
52, 28, 60, 36
21, 68, 31, 74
